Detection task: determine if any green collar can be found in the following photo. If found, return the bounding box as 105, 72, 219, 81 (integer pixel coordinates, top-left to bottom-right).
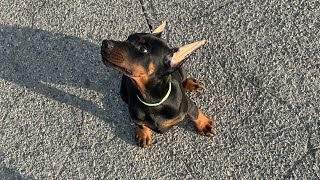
137, 82, 171, 107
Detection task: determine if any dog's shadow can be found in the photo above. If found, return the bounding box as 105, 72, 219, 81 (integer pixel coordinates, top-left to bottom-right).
0, 25, 136, 144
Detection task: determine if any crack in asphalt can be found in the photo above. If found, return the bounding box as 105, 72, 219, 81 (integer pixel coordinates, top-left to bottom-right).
281, 128, 320, 179
138, 0, 153, 32
212, 1, 235, 13
30, 0, 47, 28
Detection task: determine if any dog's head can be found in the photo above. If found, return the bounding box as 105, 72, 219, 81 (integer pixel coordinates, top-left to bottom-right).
101, 20, 206, 79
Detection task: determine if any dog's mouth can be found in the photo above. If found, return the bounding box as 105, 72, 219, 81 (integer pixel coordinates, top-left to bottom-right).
101, 53, 133, 76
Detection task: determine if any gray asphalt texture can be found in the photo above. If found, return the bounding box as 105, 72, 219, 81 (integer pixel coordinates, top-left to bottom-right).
0, 0, 319, 179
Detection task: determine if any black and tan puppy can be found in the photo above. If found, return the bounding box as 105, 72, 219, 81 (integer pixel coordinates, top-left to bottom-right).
101, 20, 216, 148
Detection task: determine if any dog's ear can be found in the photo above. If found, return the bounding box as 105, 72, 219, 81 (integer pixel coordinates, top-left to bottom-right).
169, 40, 207, 68
152, 20, 167, 36
152, 32, 162, 38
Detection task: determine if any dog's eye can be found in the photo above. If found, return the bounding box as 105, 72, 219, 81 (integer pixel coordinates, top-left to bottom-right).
138, 45, 148, 54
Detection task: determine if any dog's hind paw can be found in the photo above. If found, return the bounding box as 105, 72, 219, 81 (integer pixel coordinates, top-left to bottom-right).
182, 78, 205, 93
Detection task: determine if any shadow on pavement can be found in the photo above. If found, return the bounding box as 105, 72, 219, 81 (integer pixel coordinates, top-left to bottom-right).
0, 165, 33, 180
0, 25, 135, 144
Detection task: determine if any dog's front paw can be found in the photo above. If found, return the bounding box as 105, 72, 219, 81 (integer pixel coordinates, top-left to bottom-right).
183, 78, 205, 93
135, 126, 152, 148
190, 110, 216, 137
195, 118, 216, 137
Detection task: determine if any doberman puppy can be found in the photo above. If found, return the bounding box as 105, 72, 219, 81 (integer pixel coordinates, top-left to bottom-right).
101, 20, 216, 148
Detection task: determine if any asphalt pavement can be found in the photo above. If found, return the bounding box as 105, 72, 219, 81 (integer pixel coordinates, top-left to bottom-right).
0, 0, 319, 179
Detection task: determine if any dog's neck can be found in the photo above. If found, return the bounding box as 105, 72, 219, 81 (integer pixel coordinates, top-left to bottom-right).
132, 75, 172, 104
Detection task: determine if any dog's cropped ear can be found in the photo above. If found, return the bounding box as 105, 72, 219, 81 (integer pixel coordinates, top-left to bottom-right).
152, 20, 167, 37
169, 40, 207, 68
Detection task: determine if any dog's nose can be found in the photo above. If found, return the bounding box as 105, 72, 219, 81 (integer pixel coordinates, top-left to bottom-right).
102, 40, 114, 49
